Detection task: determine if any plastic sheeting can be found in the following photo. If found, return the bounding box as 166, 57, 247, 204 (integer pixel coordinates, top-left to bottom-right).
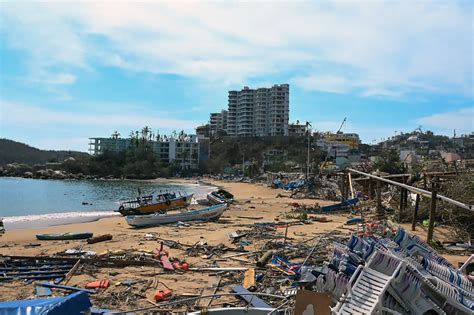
0, 291, 91, 315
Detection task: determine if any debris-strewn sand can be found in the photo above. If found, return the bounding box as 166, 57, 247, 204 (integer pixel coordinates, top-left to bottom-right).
0, 180, 470, 311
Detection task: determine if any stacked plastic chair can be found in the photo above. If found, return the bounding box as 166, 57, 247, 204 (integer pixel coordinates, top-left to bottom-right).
333, 250, 405, 314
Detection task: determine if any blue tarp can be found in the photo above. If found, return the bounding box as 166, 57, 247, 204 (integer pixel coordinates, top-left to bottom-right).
320, 197, 359, 212
0, 291, 91, 315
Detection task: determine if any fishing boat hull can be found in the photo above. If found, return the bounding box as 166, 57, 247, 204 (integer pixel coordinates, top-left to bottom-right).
207, 192, 225, 204
125, 204, 228, 227
36, 232, 93, 240
118, 194, 193, 216
207, 189, 234, 204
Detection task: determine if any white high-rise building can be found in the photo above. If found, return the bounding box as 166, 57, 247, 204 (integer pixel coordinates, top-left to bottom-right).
209, 110, 228, 134
226, 84, 289, 137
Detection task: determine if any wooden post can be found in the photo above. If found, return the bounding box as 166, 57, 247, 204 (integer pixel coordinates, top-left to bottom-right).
411, 194, 420, 231
427, 178, 438, 243
376, 180, 382, 215
348, 172, 354, 199
403, 177, 408, 209
398, 187, 404, 223
340, 174, 345, 201
344, 173, 350, 200
368, 178, 373, 199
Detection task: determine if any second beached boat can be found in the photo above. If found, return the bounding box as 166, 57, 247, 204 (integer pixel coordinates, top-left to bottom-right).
118, 192, 194, 216
125, 203, 228, 227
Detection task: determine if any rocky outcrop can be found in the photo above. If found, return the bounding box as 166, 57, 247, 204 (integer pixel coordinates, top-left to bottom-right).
0, 159, 119, 180
0, 165, 105, 180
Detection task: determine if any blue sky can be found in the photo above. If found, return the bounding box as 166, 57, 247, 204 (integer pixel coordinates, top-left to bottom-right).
0, 1, 472, 151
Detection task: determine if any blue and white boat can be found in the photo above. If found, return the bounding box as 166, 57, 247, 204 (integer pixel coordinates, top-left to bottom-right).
125, 203, 228, 227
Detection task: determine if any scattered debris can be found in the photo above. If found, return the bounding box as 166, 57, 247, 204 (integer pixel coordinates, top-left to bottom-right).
87, 234, 113, 244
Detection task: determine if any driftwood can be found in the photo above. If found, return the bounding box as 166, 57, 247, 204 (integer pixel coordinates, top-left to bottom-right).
256, 250, 274, 267
87, 234, 113, 244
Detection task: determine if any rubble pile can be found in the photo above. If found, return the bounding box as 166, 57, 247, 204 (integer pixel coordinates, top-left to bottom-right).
290, 176, 342, 201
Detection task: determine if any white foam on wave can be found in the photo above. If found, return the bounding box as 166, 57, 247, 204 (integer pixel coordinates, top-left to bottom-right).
2, 211, 121, 230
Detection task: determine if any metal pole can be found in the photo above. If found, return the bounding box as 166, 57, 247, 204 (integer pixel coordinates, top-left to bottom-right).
427, 178, 438, 243
412, 194, 420, 231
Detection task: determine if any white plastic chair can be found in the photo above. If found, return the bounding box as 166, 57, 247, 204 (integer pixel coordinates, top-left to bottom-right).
333, 251, 404, 314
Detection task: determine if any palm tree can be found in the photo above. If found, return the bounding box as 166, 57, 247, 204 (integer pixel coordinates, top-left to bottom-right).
129, 130, 135, 145
141, 126, 150, 141
181, 149, 190, 169
135, 131, 140, 147
111, 131, 120, 139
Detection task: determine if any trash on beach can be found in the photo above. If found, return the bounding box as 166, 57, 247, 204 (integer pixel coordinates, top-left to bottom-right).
87, 234, 113, 244
0, 256, 79, 283
85, 279, 110, 289
154, 289, 173, 302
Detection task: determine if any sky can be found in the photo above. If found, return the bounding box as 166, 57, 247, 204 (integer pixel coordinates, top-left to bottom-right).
0, 0, 473, 152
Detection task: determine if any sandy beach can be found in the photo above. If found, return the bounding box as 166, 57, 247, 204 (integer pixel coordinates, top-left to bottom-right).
0, 179, 470, 311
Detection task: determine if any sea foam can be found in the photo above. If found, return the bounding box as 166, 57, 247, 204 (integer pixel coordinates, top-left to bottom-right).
2, 211, 121, 230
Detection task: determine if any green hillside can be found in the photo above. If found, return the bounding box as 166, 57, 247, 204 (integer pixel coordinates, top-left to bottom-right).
0, 138, 89, 166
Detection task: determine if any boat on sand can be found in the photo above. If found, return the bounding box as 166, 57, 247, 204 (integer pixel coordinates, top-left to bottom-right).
118, 192, 193, 216
207, 189, 234, 204
36, 232, 93, 240
125, 203, 228, 227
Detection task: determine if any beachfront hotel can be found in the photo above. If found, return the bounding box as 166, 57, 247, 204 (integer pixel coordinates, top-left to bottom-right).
227, 84, 290, 137
88, 135, 210, 170
200, 84, 290, 138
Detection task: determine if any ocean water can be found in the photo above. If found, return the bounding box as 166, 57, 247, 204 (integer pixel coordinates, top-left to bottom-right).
0, 177, 214, 230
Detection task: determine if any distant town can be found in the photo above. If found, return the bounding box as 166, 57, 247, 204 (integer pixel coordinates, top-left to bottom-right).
84, 83, 473, 175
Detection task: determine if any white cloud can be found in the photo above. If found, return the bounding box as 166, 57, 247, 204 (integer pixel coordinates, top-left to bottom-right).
292, 75, 350, 94
0, 101, 200, 130
1, 1, 472, 97
43, 73, 77, 85
417, 107, 474, 134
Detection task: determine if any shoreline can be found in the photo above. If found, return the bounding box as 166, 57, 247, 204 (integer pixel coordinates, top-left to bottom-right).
1, 177, 216, 231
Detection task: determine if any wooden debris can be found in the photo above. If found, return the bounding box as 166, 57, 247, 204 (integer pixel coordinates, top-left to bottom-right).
243, 268, 256, 291
87, 234, 113, 244
237, 216, 264, 220
256, 250, 274, 267
196, 276, 221, 308
36, 282, 96, 294
231, 285, 271, 308
157, 243, 174, 271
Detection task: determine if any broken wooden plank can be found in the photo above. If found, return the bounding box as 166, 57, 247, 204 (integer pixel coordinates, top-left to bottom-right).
64, 259, 80, 285
237, 216, 264, 220
231, 285, 271, 308
243, 268, 256, 291
196, 276, 221, 309
87, 234, 113, 244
